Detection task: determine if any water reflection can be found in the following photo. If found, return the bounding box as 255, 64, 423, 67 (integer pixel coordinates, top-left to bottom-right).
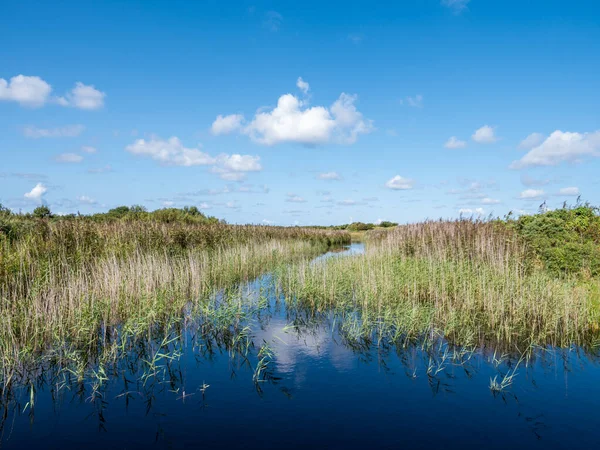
1, 244, 600, 448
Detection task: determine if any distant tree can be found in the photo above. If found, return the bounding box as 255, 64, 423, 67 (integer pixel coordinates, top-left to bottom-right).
184, 206, 202, 216
107, 206, 130, 218
379, 221, 398, 228
33, 205, 52, 219
129, 205, 147, 213
0, 203, 11, 216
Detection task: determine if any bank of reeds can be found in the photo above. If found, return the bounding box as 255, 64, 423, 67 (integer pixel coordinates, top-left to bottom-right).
0, 218, 349, 374
279, 219, 600, 349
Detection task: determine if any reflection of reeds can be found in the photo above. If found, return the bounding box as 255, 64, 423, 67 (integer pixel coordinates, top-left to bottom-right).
279, 220, 600, 350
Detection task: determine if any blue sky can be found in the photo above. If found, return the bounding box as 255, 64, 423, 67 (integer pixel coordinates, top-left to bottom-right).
1, 0, 599, 225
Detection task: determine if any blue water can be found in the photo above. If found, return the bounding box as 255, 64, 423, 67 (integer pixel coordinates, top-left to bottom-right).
2, 243, 600, 449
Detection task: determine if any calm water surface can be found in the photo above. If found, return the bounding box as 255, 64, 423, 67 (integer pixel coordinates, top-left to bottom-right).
2, 243, 600, 449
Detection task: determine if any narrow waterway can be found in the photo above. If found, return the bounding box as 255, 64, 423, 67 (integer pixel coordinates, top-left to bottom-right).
2, 243, 600, 449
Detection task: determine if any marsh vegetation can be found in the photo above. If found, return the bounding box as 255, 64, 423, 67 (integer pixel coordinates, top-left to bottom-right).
1, 203, 600, 447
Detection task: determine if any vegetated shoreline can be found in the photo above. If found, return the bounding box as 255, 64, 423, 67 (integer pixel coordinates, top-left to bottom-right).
0, 205, 349, 385
279, 204, 600, 352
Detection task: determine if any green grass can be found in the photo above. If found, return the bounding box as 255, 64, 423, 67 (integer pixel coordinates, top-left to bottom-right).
278, 208, 600, 350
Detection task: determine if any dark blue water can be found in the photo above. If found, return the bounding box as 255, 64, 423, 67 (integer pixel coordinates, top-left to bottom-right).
2, 244, 600, 449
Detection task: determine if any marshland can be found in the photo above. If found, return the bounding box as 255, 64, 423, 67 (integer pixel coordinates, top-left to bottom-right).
1, 203, 600, 448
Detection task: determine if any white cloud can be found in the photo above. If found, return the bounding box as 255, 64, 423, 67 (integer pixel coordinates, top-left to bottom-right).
211, 114, 244, 135
317, 171, 342, 180
55, 153, 84, 163
510, 130, 600, 169
481, 197, 501, 205
57, 82, 105, 110
262, 219, 275, 225
296, 77, 310, 94
558, 187, 580, 196
472, 125, 498, 144
24, 183, 47, 202
88, 165, 113, 174
0, 75, 52, 107
126, 137, 215, 167
442, 0, 471, 13
444, 136, 467, 149
0, 75, 104, 110
519, 189, 545, 199
77, 195, 97, 204
385, 175, 414, 190
459, 207, 484, 216
23, 124, 85, 138
217, 154, 262, 172
215, 85, 372, 146
81, 146, 97, 154
518, 132, 545, 150
338, 199, 359, 206
286, 193, 306, 203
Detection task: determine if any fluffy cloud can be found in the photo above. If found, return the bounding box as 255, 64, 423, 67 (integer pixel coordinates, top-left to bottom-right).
317, 171, 342, 180
0, 75, 104, 109
81, 146, 97, 154
211, 114, 244, 135
57, 82, 105, 110
23, 124, 85, 138
459, 207, 484, 216
55, 153, 84, 163
510, 130, 600, 169
77, 195, 97, 205
126, 137, 215, 167
24, 183, 47, 202
0, 75, 52, 107
518, 132, 545, 150
125, 136, 262, 181
472, 125, 498, 144
385, 175, 414, 190
444, 136, 467, 149
558, 187, 580, 196
296, 77, 310, 94
519, 189, 545, 199
213, 84, 372, 146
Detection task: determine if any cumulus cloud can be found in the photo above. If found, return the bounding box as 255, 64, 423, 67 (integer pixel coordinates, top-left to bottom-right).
77, 195, 97, 205
518, 132, 545, 150
211, 114, 244, 135
0, 75, 105, 109
558, 187, 580, 196
57, 82, 105, 110
81, 146, 97, 154
126, 137, 215, 167
0, 75, 52, 107
286, 193, 306, 203
459, 207, 484, 216
444, 136, 467, 149
317, 171, 342, 180
213, 83, 372, 146
126, 136, 262, 181
55, 153, 84, 163
24, 183, 47, 202
385, 175, 414, 190
472, 125, 498, 144
23, 124, 85, 138
510, 130, 600, 169
519, 189, 545, 199
296, 77, 310, 94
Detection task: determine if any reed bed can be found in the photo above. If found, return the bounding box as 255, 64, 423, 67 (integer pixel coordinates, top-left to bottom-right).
279, 220, 600, 350
0, 218, 349, 377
